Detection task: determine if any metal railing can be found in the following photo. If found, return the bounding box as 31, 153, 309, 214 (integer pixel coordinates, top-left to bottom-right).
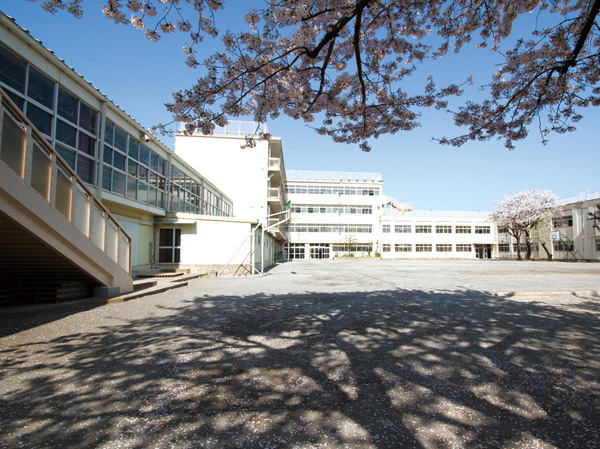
0, 89, 131, 273
384, 210, 491, 218
178, 120, 268, 137
287, 170, 383, 183
559, 190, 600, 206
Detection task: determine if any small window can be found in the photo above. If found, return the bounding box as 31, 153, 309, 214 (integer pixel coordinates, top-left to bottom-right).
395, 244, 411, 252
436, 244, 452, 252
382, 225, 391, 233
415, 225, 432, 233
456, 226, 472, 234
436, 225, 452, 234
457, 244, 472, 252
382, 244, 391, 252
416, 244, 432, 252
395, 225, 411, 233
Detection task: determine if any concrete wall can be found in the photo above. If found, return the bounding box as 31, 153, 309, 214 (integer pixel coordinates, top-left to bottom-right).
175, 135, 269, 220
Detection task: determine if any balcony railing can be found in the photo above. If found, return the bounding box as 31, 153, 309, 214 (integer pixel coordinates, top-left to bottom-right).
287, 170, 383, 183
268, 157, 281, 171
0, 89, 131, 273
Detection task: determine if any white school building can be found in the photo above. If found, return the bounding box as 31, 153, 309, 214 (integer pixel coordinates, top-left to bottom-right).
1, 11, 599, 303
285, 170, 497, 260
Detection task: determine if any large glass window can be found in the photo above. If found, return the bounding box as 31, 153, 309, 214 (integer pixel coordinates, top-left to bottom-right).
0, 45, 26, 93
27, 67, 54, 109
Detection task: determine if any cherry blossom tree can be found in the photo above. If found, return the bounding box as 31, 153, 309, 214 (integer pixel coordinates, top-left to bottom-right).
489, 189, 561, 260
530, 218, 554, 260
32, 0, 600, 151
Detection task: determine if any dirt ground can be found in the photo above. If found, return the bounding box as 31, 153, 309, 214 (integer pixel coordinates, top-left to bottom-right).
0, 260, 599, 448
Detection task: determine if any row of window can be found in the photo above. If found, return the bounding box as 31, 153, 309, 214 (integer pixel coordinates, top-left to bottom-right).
0, 43, 232, 217
291, 205, 372, 215
331, 244, 374, 252
498, 243, 541, 252
498, 216, 574, 234
288, 224, 373, 233
382, 244, 473, 252
382, 225, 491, 234
287, 184, 380, 196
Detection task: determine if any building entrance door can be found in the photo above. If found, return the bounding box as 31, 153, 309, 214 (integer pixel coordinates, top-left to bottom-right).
475, 244, 492, 259
310, 244, 330, 259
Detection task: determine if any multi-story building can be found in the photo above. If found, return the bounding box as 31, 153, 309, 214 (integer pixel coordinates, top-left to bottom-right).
285, 171, 385, 259
285, 170, 498, 260
497, 191, 600, 261
380, 210, 496, 259
0, 12, 272, 301
175, 122, 288, 269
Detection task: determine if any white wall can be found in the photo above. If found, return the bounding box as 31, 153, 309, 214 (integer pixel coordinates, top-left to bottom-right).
175, 135, 268, 220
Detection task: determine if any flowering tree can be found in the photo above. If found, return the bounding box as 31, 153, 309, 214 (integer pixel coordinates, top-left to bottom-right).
33, 0, 600, 151
489, 189, 561, 260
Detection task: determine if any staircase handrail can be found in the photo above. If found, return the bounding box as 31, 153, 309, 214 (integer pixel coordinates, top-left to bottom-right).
0, 88, 132, 266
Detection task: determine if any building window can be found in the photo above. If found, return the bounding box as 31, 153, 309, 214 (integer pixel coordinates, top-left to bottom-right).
553, 241, 573, 252
514, 243, 528, 252
415, 225, 432, 233
436, 244, 452, 252
383, 244, 391, 252
456, 226, 472, 234
498, 226, 509, 234
394, 225, 411, 233
552, 216, 573, 227
416, 244, 432, 252
0, 45, 101, 185
158, 228, 181, 264
457, 244, 473, 252
288, 243, 305, 260
395, 244, 411, 252
382, 225, 391, 233
475, 226, 491, 234
596, 239, 600, 252
436, 225, 452, 234
498, 244, 510, 252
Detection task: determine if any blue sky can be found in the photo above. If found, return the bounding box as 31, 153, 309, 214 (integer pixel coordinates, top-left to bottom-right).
2, 2, 599, 210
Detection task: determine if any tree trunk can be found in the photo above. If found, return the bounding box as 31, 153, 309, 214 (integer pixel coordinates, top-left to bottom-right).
524, 229, 532, 260
540, 241, 553, 260
510, 229, 522, 260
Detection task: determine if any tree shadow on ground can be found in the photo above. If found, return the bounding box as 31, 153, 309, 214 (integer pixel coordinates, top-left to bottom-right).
0, 289, 599, 448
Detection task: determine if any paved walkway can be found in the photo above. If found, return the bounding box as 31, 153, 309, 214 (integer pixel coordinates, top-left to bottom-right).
1, 260, 599, 448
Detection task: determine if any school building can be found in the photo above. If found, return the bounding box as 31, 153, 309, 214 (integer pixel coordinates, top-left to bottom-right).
1, 11, 599, 304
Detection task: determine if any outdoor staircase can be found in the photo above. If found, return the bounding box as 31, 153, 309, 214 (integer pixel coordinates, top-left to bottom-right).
0, 89, 133, 303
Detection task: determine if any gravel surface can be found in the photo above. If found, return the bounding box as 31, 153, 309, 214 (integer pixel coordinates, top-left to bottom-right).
1, 260, 599, 448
